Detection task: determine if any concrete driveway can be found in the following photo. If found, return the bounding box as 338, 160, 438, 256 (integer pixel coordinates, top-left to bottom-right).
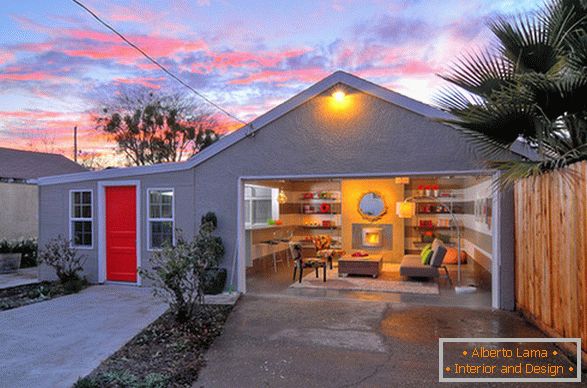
0, 285, 166, 388
196, 294, 582, 387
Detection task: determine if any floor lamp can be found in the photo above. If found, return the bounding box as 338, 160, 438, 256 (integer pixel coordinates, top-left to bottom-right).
396, 196, 476, 293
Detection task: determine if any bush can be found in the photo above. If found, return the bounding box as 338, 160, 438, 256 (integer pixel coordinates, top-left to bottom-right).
0, 238, 38, 268
141, 212, 225, 322
14, 238, 38, 267
38, 236, 87, 293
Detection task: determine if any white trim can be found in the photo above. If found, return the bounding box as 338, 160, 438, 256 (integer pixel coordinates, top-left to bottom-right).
97, 180, 141, 285
491, 174, 502, 309
237, 178, 246, 293
37, 71, 474, 187
68, 189, 94, 250
146, 187, 175, 251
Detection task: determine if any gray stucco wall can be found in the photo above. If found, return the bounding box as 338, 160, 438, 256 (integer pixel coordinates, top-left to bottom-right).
38, 170, 195, 283
192, 87, 494, 291
0, 182, 38, 240
38, 86, 514, 306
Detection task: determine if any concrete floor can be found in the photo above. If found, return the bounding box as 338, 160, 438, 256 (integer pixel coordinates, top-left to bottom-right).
0, 285, 166, 388
196, 295, 582, 387
247, 256, 492, 308
0, 266, 39, 289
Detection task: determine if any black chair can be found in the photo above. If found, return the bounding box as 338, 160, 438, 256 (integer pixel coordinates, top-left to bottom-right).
289, 243, 327, 283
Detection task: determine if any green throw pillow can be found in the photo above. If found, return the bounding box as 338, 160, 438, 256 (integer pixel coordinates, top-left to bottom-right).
420, 247, 431, 264
423, 249, 433, 265
420, 244, 431, 257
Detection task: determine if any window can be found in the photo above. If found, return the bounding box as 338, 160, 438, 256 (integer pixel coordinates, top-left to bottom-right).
244, 185, 279, 227
70, 190, 93, 248
148, 189, 174, 249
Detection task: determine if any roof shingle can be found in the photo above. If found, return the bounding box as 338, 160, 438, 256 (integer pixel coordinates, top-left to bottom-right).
0, 147, 87, 180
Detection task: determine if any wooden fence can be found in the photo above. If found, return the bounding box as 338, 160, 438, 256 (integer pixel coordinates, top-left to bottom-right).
514, 161, 587, 363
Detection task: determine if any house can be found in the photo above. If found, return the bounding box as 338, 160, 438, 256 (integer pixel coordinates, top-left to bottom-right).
37, 71, 517, 310
0, 147, 87, 240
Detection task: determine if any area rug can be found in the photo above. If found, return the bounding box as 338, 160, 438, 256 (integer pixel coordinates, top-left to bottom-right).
290, 264, 439, 295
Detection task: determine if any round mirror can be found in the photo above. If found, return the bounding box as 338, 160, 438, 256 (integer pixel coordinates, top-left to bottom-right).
358, 192, 387, 221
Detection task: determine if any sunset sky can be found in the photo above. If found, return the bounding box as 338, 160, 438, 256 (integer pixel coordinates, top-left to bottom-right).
1, 0, 542, 165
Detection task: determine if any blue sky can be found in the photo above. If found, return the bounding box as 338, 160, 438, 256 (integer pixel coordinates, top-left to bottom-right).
0, 0, 542, 163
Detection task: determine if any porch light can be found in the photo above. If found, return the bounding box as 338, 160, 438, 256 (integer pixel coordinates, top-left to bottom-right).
332, 90, 346, 102
395, 201, 415, 218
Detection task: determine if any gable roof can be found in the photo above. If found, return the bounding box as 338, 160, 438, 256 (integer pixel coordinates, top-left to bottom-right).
37, 71, 459, 186
0, 147, 87, 181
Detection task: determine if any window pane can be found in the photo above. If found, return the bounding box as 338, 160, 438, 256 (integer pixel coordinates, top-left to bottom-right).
82, 191, 91, 204
150, 221, 173, 249
245, 200, 251, 224
252, 199, 272, 224
149, 190, 173, 219
81, 204, 92, 218
150, 204, 161, 218
72, 221, 92, 246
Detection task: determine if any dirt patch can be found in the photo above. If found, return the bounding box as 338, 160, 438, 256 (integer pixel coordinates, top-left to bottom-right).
0, 281, 86, 311
75, 305, 232, 388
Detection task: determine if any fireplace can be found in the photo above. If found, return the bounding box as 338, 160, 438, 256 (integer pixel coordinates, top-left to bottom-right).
352, 223, 392, 250
362, 227, 383, 247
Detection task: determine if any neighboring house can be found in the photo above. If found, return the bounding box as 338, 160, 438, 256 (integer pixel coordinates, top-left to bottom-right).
0, 147, 87, 240
37, 71, 518, 310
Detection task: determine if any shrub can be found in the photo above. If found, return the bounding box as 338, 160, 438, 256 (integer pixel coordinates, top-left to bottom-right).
38, 236, 87, 293
0, 238, 38, 268
141, 212, 225, 322
14, 238, 38, 267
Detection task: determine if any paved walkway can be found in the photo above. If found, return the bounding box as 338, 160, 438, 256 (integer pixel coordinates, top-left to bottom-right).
196, 294, 582, 387
0, 285, 166, 388
0, 267, 39, 289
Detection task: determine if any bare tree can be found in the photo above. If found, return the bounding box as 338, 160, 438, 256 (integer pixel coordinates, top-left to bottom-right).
95, 87, 220, 166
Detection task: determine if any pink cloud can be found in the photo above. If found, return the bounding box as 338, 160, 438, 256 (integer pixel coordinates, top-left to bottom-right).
229, 68, 329, 85
113, 76, 165, 89
0, 50, 14, 64
0, 71, 62, 81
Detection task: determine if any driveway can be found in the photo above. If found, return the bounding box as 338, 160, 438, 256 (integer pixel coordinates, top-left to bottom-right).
196, 294, 582, 387
0, 285, 166, 388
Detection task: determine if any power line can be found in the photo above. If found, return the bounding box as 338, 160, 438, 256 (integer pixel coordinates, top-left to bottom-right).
70, 0, 247, 125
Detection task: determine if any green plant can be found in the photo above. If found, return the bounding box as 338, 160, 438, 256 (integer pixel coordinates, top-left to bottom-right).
0, 238, 38, 267
141, 212, 225, 322
14, 238, 38, 267
436, 0, 587, 186
38, 236, 87, 292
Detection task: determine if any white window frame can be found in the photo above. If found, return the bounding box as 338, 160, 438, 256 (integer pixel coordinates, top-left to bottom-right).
244, 184, 280, 228
147, 188, 175, 251
69, 189, 94, 249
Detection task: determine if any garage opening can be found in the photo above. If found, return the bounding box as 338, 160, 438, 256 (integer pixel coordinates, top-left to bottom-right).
243, 175, 494, 307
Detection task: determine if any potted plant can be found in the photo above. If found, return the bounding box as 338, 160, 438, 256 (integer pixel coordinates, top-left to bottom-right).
198, 212, 227, 295
0, 240, 21, 274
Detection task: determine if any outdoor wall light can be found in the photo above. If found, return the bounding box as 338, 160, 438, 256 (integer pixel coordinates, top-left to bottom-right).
332, 90, 346, 102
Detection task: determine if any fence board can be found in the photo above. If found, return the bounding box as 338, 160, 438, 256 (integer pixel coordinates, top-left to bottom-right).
514, 161, 587, 362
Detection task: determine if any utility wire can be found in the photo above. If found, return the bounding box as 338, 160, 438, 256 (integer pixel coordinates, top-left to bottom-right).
70, 0, 247, 125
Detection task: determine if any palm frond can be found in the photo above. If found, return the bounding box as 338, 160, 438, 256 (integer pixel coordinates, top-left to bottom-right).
439, 49, 515, 97
490, 14, 560, 73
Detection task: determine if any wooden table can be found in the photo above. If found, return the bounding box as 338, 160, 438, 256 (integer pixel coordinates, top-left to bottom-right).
338, 254, 383, 278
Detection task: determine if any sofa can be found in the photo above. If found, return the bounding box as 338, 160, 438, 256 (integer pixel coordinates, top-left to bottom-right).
399, 239, 452, 286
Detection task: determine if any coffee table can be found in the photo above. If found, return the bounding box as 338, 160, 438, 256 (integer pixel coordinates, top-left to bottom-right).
338, 254, 383, 278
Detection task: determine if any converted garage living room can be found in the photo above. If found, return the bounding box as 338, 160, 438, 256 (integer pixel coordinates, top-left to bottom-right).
244, 176, 494, 305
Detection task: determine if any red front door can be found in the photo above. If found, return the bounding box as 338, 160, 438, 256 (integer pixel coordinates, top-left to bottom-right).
106, 186, 137, 282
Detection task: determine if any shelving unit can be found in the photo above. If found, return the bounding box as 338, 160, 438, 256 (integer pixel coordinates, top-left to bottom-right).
295, 190, 342, 248
404, 189, 463, 253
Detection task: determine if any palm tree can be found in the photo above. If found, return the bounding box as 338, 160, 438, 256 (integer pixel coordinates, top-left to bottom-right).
436, 0, 587, 187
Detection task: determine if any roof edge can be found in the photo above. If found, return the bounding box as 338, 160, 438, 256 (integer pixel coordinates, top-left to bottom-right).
38, 71, 458, 186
